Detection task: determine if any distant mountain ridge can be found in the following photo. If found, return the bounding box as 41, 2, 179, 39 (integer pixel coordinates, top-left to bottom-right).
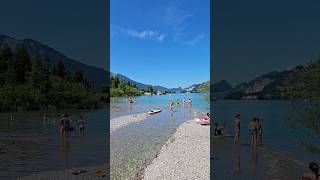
218, 63, 313, 99
0, 34, 108, 89
112, 73, 204, 92
111, 73, 184, 92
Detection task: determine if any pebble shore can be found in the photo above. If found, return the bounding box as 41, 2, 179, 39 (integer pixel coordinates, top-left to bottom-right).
143, 120, 210, 180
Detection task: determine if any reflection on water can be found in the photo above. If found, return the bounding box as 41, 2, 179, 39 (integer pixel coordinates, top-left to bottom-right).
0, 109, 108, 179
61, 138, 70, 160
250, 144, 257, 176
235, 145, 240, 176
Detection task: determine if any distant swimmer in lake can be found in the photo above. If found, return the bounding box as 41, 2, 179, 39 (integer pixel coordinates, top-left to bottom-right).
78, 115, 85, 136
187, 98, 192, 108
302, 162, 319, 180
177, 99, 180, 106
128, 97, 134, 104
233, 114, 241, 145
214, 122, 227, 136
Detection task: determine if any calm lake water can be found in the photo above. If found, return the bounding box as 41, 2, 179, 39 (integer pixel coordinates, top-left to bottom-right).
0, 108, 108, 179
212, 100, 320, 179
110, 93, 209, 180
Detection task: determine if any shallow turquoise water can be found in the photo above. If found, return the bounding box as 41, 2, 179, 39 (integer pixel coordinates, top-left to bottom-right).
111, 93, 209, 117
110, 93, 209, 179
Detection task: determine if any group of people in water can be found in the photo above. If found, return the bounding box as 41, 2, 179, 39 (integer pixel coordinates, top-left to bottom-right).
42, 113, 86, 137
43, 113, 85, 137
169, 97, 192, 110
212, 113, 263, 146
58, 113, 85, 137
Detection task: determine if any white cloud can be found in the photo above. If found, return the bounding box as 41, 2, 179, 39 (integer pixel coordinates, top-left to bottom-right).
162, 5, 206, 46
164, 6, 193, 31
186, 34, 205, 45
111, 25, 166, 43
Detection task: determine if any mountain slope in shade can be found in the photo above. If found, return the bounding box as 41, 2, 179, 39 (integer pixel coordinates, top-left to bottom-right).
225, 64, 310, 99
0, 34, 108, 89
212, 80, 233, 93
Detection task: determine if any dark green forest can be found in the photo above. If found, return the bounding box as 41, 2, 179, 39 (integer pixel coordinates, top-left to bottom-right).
110, 76, 141, 97
0, 44, 99, 111
286, 60, 320, 153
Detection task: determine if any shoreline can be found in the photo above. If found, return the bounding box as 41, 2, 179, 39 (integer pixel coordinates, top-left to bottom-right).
143, 119, 210, 180
18, 164, 109, 180
110, 113, 148, 133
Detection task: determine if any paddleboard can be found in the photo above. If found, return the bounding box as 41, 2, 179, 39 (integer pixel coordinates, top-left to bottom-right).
148, 109, 162, 114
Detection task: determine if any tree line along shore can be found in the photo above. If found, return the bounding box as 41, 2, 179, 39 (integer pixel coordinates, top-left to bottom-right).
110, 76, 181, 97
0, 44, 106, 112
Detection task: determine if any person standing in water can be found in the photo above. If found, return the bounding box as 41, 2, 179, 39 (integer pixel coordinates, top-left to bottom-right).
169, 100, 174, 110
60, 113, 71, 137
60, 114, 65, 136
187, 98, 192, 108
256, 118, 263, 145
249, 118, 258, 146
233, 114, 241, 145
78, 115, 85, 136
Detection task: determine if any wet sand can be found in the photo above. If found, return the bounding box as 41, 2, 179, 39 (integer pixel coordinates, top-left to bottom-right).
18, 164, 108, 180
143, 120, 210, 180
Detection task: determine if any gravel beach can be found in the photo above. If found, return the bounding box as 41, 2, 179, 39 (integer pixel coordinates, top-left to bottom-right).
143, 119, 210, 180
110, 113, 147, 133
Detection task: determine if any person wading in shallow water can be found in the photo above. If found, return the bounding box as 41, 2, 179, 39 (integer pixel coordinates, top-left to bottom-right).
187, 98, 192, 108
79, 116, 85, 136
256, 118, 263, 145
60, 113, 71, 137
233, 114, 241, 145
302, 162, 319, 180
249, 118, 257, 146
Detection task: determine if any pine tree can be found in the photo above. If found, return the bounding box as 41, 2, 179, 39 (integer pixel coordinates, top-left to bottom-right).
55, 61, 66, 79
74, 70, 84, 83
14, 47, 30, 84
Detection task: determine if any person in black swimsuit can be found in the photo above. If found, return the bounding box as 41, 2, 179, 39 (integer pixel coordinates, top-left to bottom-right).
214, 122, 227, 136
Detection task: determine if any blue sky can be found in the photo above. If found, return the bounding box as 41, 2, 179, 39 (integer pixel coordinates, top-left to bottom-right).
111, 0, 210, 88
0, 0, 107, 70
214, 0, 320, 86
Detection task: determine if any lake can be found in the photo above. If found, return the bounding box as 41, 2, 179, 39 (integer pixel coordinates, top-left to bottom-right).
0, 108, 108, 179
212, 100, 320, 179
110, 93, 209, 179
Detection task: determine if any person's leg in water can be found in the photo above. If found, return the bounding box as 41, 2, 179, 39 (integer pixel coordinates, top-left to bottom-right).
80, 127, 84, 136
258, 132, 262, 146
234, 128, 240, 145
250, 130, 257, 146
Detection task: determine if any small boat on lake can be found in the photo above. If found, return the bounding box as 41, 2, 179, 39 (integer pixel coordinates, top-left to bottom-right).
148, 109, 162, 114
